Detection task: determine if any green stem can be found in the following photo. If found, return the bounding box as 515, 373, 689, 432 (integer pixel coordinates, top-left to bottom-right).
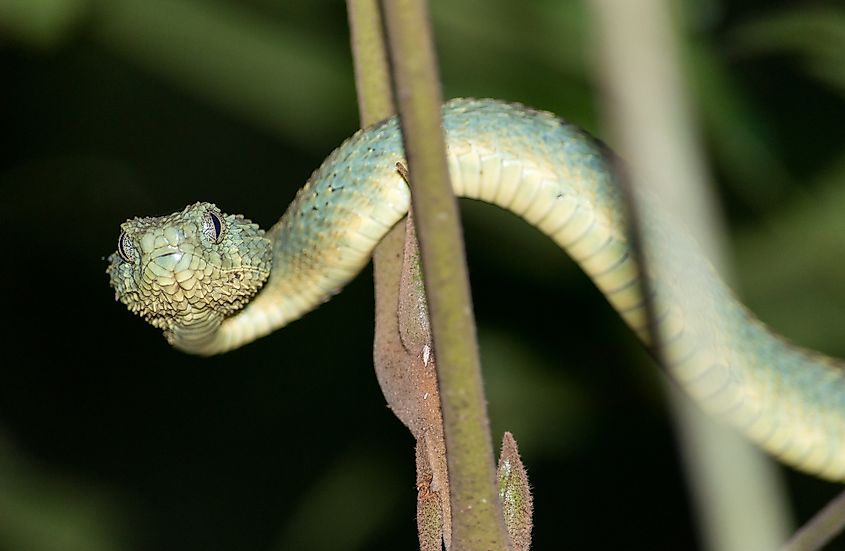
346, 0, 394, 124
380, 0, 510, 549
780, 489, 845, 551
587, 1, 792, 549
347, 2, 451, 548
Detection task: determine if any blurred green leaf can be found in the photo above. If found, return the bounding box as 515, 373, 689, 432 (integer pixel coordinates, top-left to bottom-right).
0, 0, 88, 47
90, 0, 356, 146
272, 450, 402, 551
0, 435, 129, 551
733, 8, 845, 95
434, 0, 597, 128
687, 39, 794, 207
735, 153, 845, 353
481, 328, 595, 458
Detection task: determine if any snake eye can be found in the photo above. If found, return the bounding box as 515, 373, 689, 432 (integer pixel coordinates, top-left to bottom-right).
117, 232, 136, 262
202, 210, 226, 243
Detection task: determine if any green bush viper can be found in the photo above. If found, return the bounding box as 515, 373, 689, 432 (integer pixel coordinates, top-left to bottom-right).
107, 98, 845, 481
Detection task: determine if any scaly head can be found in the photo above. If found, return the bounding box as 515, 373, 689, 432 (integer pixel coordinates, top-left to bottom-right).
107, 202, 272, 348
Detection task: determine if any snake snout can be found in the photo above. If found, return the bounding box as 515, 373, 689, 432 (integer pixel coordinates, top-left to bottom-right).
142, 248, 204, 296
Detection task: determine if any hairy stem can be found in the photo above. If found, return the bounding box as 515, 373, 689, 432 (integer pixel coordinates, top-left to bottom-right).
347, 2, 452, 549
380, 0, 510, 548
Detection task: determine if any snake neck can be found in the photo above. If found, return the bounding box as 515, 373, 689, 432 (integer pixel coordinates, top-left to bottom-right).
168, 311, 224, 353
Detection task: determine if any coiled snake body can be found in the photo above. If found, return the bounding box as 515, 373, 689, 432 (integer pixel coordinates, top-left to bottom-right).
108, 98, 845, 481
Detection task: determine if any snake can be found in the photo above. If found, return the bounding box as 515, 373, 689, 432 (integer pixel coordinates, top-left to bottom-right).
108, 98, 845, 482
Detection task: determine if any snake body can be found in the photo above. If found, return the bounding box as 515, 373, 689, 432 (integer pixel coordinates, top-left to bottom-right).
109, 98, 845, 481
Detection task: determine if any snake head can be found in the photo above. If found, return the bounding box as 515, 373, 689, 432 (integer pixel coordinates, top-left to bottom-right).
107, 202, 272, 348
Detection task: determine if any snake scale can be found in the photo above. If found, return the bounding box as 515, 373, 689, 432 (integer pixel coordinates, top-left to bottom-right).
108, 98, 845, 481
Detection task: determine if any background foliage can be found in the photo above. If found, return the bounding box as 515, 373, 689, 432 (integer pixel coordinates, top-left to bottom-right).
3, 0, 845, 549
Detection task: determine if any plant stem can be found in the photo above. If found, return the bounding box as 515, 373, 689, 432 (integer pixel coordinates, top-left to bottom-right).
781, 489, 845, 551
380, 0, 510, 549
346, 0, 394, 124
347, 2, 453, 548
587, 1, 792, 549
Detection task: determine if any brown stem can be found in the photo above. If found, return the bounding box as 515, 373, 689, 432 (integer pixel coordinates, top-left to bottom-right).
380, 0, 510, 548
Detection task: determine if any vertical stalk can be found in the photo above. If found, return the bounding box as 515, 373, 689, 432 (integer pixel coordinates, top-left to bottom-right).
380, 0, 510, 549
587, 1, 792, 550
346, 0, 394, 123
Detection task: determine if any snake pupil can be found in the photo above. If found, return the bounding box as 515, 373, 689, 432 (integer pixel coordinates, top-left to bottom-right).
210, 212, 221, 237
204, 210, 225, 243
117, 232, 135, 262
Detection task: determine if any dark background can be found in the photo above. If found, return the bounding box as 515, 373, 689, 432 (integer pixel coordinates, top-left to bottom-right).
3, 0, 845, 549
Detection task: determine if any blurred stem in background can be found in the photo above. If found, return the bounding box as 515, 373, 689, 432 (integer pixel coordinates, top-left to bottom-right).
587, 1, 792, 550
781, 489, 845, 551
